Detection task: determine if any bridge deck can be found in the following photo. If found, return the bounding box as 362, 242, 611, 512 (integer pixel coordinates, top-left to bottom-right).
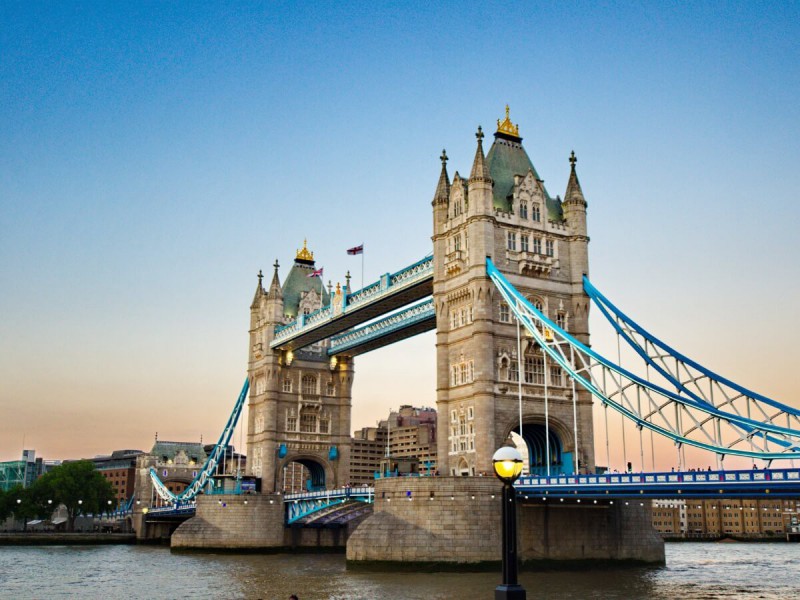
518, 468, 800, 498
271, 256, 432, 352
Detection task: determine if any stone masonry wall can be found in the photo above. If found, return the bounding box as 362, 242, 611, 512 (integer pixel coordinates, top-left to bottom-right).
347, 477, 664, 566
347, 477, 504, 564
171, 494, 284, 549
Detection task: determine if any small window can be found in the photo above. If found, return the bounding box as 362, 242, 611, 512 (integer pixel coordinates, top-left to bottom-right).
550, 366, 563, 387
509, 360, 519, 382
454, 235, 461, 252
556, 312, 566, 329
506, 231, 517, 251
532, 204, 541, 222
533, 237, 542, 254
326, 381, 335, 396
319, 416, 330, 434
283, 378, 292, 393
499, 303, 510, 323
467, 406, 474, 420
520, 202, 528, 219
520, 234, 529, 252
546, 239, 554, 257
287, 416, 297, 431
451, 410, 457, 423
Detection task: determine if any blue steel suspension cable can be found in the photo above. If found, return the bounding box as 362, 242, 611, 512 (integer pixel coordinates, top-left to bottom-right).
486, 258, 800, 459
149, 377, 250, 504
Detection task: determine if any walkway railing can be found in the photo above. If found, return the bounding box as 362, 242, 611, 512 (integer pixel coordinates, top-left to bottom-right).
328, 298, 434, 355
516, 468, 800, 498
271, 256, 433, 349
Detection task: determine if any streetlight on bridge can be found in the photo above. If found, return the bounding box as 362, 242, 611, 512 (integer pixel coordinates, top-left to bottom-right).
492, 446, 526, 600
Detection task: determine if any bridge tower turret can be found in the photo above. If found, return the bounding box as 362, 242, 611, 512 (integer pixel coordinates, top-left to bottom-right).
432, 107, 595, 477
561, 151, 590, 346
247, 243, 352, 493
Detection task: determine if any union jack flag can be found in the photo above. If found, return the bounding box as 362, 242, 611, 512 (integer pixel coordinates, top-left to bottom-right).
307, 268, 323, 278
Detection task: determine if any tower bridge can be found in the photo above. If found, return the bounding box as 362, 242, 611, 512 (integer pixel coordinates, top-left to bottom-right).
144, 108, 799, 566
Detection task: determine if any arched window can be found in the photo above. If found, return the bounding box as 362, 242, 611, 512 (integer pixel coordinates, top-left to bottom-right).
532, 204, 541, 222
302, 375, 317, 395
520, 201, 528, 219
326, 381, 335, 396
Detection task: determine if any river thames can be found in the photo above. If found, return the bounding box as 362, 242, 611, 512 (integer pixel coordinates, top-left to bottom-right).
0, 542, 797, 599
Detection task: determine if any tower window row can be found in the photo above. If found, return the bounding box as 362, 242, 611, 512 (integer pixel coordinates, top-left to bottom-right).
518, 201, 541, 222
281, 376, 336, 396
506, 231, 555, 257
450, 305, 474, 329
450, 360, 475, 386
499, 356, 565, 387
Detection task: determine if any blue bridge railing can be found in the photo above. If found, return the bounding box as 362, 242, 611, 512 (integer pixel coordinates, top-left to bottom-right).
516, 468, 800, 498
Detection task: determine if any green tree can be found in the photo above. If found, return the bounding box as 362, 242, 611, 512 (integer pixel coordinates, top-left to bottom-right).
7, 485, 40, 531
0, 487, 10, 524
37, 461, 115, 532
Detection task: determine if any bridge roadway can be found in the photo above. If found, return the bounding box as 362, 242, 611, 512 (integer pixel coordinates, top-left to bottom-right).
270, 256, 433, 353
140, 467, 800, 526
517, 467, 800, 499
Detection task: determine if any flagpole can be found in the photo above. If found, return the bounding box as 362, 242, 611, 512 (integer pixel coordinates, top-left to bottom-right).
361, 244, 364, 290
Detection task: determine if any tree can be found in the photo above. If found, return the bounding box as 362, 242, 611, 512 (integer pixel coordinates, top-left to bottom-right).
7, 485, 39, 531
0, 487, 10, 524
36, 461, 115, 532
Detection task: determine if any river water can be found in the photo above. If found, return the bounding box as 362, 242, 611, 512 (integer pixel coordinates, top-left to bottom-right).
0, 543, 797, 599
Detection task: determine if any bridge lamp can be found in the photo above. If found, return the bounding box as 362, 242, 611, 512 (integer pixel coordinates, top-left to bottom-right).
492, 446, 526, 600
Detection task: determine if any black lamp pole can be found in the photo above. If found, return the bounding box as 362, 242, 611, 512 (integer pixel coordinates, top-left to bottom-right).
493, 445, 527, 600
496, 481, 526, 600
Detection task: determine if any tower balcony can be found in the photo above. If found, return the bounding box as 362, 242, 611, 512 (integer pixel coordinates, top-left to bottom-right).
512, 251, 559, 276
444, 249, 465, 276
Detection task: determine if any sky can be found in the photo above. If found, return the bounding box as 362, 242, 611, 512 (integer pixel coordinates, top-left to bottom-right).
1, 2, 799, 471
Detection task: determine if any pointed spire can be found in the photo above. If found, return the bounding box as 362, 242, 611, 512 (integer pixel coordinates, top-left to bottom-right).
433, 149, 450, 205
564, 150, 585, 205
469, 126, 491, 182
251, 269, 265, 309
266, 259, 282, 300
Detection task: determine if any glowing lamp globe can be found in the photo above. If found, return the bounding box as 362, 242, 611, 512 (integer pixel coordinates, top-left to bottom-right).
492, 447, 524, 484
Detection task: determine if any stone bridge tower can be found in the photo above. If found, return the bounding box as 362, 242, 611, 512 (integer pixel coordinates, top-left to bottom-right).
432, 108, 595, 476
246, 241, 353, 492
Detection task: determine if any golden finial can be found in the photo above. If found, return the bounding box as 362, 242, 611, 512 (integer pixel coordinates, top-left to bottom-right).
296, 238, 314, 261
496, 104, 520, 138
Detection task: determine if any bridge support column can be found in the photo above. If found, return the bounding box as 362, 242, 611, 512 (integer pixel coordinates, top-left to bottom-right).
171, 494, 284, 550
346, 478, 664, 568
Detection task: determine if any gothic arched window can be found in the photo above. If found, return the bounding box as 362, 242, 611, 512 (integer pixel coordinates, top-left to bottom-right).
520, 201, 528, 219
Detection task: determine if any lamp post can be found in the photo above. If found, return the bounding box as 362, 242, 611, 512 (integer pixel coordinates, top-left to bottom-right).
492, 446, 526, 600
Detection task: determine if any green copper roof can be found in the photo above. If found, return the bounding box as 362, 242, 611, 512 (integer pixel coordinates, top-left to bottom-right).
485, 133, 563, 221
150, 441, 207, 463
282, 259, 330, 318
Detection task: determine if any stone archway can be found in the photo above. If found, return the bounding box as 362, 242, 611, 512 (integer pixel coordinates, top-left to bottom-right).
507, 417, 575, 476
455, 457, 470, 477
278, 454, 335, 492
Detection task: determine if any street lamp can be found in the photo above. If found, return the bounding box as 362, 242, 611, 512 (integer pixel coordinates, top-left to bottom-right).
492, 446, 526, 600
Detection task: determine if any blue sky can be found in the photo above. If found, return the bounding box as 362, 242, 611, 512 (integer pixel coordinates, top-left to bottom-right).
1, 2, 798, 468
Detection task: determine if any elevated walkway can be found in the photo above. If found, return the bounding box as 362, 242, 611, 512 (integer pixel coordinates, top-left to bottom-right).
271, 256, 432, 352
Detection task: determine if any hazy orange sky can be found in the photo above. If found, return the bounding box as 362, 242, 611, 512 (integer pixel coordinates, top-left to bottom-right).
2, 4, 799, 472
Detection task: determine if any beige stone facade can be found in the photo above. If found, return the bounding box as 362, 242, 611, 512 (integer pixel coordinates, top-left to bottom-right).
432, 112, 595, 477
247, 249, 354, 493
